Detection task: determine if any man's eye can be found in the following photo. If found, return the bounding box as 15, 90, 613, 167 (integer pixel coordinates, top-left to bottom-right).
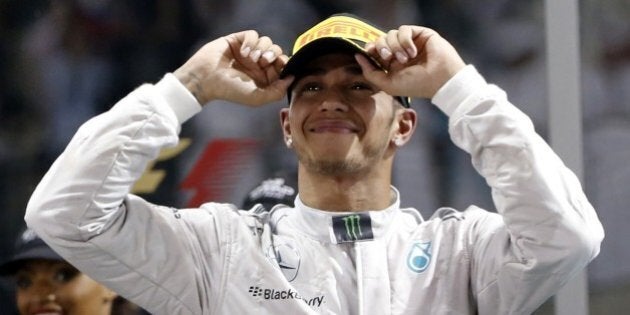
304, 84, 321, 92
350, 82, 372, 91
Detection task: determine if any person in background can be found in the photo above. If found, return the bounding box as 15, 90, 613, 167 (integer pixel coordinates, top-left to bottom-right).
0, 228, 145, 315
242, 171, 297, 211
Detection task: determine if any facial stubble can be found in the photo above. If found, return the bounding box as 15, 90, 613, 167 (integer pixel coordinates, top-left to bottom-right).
293, 104, 397, 176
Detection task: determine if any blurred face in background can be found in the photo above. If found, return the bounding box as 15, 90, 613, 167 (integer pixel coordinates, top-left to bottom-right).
14, 259, 116, 315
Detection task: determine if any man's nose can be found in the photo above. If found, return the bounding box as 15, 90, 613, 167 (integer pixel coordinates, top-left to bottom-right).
319, 91, 349, 112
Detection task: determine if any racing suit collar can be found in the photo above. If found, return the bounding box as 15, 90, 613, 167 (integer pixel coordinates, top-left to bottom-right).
292, 186, 402, 244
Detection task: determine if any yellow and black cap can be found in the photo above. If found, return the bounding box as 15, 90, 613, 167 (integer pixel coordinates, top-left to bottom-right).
281, 13, 411, 107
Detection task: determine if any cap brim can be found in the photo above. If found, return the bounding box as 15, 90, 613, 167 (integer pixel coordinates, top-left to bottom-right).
281, 37, 410, 107
281, 37, 368, 79
0, 246, 63, 275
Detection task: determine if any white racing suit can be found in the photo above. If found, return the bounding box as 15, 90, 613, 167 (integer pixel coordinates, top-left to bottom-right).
25, 66, 604, 314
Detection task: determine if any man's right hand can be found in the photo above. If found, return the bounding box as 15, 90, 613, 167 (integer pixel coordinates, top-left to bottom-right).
173, 30, 294, 106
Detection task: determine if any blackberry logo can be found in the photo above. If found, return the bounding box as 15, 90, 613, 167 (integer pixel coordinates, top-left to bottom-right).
247, 286, 325, 307
249, 286, 263, 297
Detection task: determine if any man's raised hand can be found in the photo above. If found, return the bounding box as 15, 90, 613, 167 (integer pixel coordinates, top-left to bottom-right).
174, 30, 294, 106
356, 25, 466, 100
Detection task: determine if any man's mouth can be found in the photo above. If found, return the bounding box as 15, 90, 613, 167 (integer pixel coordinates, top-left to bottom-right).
309, 120, 358, 134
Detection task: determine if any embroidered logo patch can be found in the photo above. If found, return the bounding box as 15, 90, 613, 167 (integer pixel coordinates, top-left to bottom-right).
266, 242, 301, 282
332, 213, 374, 243
407, 241, 432, 273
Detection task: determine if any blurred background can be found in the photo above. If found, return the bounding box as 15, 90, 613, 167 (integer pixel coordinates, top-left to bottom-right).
0, 0, 627, 313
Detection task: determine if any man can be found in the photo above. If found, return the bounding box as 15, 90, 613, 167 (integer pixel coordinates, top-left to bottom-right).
25, 14, 603, 314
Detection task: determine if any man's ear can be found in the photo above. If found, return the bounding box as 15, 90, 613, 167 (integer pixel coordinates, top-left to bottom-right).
279, 108, 292, 146
392, 108, 417, 147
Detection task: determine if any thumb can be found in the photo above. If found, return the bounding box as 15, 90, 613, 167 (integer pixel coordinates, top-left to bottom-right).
268, 75, 295, 101
355, 54, 390, 90
251, 75, 295, 105
275, 75, 295, 92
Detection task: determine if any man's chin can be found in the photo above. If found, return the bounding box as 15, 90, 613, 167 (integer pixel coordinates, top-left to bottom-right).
301, 158, 363, 176
310, 132, 357, 143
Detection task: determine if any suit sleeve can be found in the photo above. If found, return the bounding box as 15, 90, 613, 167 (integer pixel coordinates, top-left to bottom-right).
24, 74, 225, 314
432, 66, 604, 314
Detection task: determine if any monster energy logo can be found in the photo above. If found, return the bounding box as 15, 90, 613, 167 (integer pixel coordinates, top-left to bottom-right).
332, 213, 374, 243
343, 215, 363, 240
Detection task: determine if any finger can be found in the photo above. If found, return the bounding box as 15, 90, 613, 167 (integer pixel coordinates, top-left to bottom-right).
239, 30, 261, 58
250, 35, 273, 63
234, 32, 279, 84
264, 52, 290, 83
231, 58, 268, 87
370, 36, 394, 69
397, 25, 417, 59
262, 62, 285, 86
270, 75, 294, 97
226, 31, 263, 73
249, 75, 295, 105
355, 53, 390, 90
409, 27, 439, 58
263, 56, 289, 86
364, 42, 377, 55
273, 54, 289, 74
385, 30, 409, 64
225, 32, 244, 60
265, 65, 279, 85
259, 43, 283, 67
363, 42, 385, 70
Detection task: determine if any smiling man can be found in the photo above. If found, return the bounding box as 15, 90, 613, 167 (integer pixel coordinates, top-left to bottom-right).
282, 52, 413, 211
25, 14, 603, 315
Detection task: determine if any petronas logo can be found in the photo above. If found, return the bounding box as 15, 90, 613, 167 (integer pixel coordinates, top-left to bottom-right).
407, 241, 432, 273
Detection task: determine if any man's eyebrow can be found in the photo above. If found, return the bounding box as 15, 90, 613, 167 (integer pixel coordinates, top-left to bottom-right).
345, 64, 363, 75
298, 66, 326, 78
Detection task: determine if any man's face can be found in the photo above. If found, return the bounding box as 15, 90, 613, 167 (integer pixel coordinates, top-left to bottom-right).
281, 53, 402, 175
15, 259, 116, 315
